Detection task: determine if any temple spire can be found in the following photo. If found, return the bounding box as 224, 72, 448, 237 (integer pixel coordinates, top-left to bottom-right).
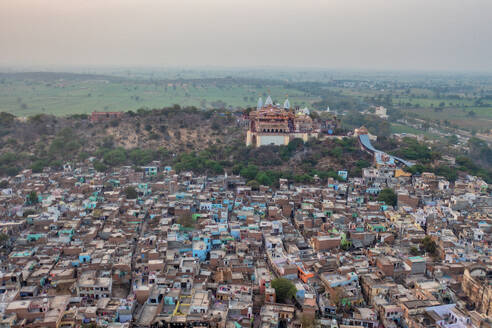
264, 95, 273, 106
283, 98, 290, 110
257, 97, 263, 109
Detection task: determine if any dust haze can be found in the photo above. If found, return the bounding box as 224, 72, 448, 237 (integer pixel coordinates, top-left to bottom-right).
1, 0, 491, 71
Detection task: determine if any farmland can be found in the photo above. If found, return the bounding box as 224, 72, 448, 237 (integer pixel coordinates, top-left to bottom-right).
328, 75, 492, 134
0, 72, 318, 116
0, 70, 491, 139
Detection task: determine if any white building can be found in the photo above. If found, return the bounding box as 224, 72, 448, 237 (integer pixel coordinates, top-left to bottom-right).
374, 106, 389, 119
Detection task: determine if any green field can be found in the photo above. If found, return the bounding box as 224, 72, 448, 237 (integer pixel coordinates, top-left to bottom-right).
336, 83, 492, 133
400, 107, 492, 131
390, 123, 441, 139
0, 74, 318, 116
1, 70, 491, 139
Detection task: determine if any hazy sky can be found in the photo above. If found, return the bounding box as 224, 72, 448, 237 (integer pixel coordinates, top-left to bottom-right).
1, 0, 491, 71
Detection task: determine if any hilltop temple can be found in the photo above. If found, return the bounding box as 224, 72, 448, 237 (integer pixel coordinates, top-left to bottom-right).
246, 96, 319, 147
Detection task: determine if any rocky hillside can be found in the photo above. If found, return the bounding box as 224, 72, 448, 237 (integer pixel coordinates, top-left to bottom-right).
1, 107, 239, 152
0, 106, 372, 185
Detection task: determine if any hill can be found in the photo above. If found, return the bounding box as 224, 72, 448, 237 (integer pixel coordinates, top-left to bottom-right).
0, 107, 371, 185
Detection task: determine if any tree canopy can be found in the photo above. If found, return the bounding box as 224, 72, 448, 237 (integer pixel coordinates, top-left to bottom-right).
27, 191, 39, 204
271, 278, 296, 303
420, 236, 438, 256
177, 214, 196, 229
124, 186, 138, 199
377, 188, 397, 207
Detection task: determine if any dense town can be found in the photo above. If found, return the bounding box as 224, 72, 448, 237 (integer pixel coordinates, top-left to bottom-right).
2, 0, 492, 327
0, 126, 490, 328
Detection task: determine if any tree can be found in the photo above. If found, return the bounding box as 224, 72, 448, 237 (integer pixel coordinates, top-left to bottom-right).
93, 161, 107, 172
31, 160, 46, 173
271, 278, 296, 303
240, 165, 259, 181
232, 164, 243, 175
27, 191, 39, 204
300, 314, 317, 328
81, 323, 98, 328
22, 209, 36, 217
434, 165, 458, 182
103, 148, 127, 166
0, 180, 8, 188
177, 214, 195, 229
0, 233, 9, 247
124, 186, 138, 199
355, 159, 371, 169
420, 236, 438, 256
129, 148, 155, 166
329, 286, 347, 308
377, 188, 397, 206
447, 135, 459, 145
246, 180, 260, 191
256, 171, 274, 186
410, 246, 420, 256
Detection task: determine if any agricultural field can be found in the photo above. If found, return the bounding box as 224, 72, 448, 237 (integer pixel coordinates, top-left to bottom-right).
390, 123, 441, 139
0, 73, 318, 116
330, 77, 492, 134
399, 106, 492, 131
1, 70, 491, 139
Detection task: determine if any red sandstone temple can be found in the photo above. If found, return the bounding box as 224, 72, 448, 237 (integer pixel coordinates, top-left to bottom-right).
246, 96, 319, 147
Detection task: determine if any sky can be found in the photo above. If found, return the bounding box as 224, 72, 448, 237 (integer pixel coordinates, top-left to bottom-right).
1, 0, 491, 72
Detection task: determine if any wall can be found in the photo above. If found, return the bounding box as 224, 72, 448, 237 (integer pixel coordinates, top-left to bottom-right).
258, 135, 287, 146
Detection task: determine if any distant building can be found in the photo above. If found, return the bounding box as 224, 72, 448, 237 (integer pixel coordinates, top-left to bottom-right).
374, 106, 389, 119
90, 111, 122, 123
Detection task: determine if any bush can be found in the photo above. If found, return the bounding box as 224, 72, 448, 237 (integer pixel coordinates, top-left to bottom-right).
294, 174, 313, 183
341, 113, 391, 137
0, 165, 20, 177
356, 159, 371, 168
48, 128, 81, 158
0, 112, 15, 127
